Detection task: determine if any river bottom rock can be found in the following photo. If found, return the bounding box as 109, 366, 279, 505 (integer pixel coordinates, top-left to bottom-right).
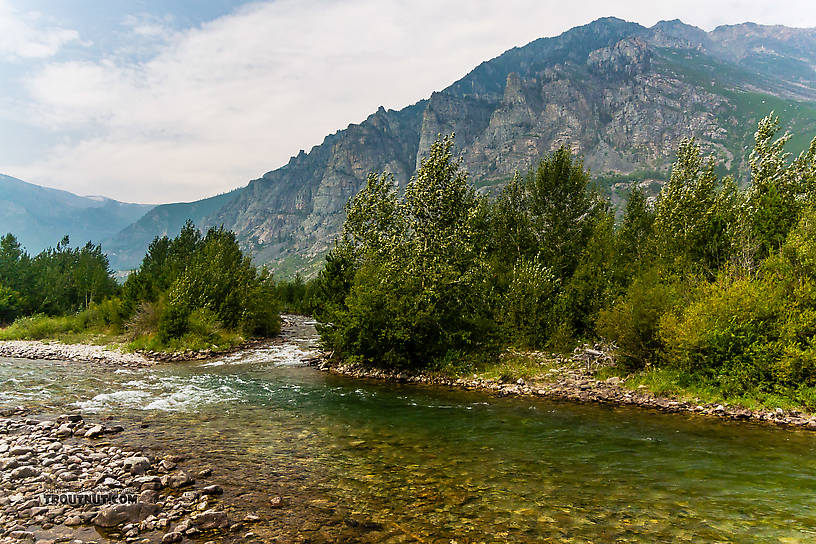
0, 413, 235, 544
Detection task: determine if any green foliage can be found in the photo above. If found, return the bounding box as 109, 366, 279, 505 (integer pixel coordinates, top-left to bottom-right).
0, 233, 118, 319
124, 223, 280, 346
658, 274, 783, 394
597, 268, 688, 368
557, 213, 619, 339
319, 135, 496, 368
500, 258, 558, 348
615, 186, 654, 272
743, 113, 816, 260
0, 220, 281, 353
128, 307, 244, 353
0, 284, 22, 325
0, 299, 126, 341
524, 146, 605, 279
157, 302, 191, 343
271, 273, 320, 315
652, 138, 738, 274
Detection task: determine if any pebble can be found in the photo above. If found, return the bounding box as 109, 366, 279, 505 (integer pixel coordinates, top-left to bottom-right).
0, 340, 152, 366
0, 415, 232, 543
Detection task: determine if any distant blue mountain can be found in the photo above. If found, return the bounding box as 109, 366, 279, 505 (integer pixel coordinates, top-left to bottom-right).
0, 173, 154, 255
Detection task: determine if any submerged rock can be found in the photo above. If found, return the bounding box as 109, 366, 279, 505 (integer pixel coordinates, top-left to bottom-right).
190, 509, 229, 530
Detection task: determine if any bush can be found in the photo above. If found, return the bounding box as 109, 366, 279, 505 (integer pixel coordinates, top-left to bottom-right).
157, 303, 190, 343
500, 258, 559, 348
597, 268, 688, 368
658, 274, 782, 393
0, 284, 22, 325
0, 314, 83, 340
126, 301, 162, 339
80, 298, 127, 330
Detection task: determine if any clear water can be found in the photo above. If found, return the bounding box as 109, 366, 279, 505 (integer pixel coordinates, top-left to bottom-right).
2, 319, 816, 543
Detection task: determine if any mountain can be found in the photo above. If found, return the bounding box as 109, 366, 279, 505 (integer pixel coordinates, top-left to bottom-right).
103, 189, 241, 270
108, 17, 816, 275
0, 174, 153, 255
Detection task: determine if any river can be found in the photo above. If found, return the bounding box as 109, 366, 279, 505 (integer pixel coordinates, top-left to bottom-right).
1, 317, 815, 543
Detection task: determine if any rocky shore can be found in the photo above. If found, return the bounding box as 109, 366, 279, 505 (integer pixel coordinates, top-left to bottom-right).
0, 411, 257, 544
0, 342, 150, 367
314, 348, 816, 432
0, 339, 277, 366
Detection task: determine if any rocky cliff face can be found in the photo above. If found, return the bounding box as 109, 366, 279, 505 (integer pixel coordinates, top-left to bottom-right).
108, 17, 816, 274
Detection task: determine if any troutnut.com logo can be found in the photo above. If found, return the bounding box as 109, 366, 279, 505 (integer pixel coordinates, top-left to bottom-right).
40, 490, 137, 506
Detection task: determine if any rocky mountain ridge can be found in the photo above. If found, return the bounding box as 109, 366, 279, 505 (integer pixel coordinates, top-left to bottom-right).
43, 18, 816, 273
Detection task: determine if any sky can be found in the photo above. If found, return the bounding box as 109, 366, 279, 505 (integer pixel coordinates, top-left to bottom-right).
2, 1, 816, 204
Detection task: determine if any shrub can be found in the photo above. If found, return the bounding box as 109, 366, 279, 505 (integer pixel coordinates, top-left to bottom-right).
500, 258, 559, 348
126, 301, 163, 339
157, 303, 190, 343
658, 274, 783, 392
597, 268, 687, 368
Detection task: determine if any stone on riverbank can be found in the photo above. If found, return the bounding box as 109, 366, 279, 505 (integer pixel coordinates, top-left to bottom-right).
93, 502, 160, 527
0, 415, 233, 543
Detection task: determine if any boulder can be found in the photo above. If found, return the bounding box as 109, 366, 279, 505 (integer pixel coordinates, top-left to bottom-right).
84, 425, 104, 438
10, 465, 40, 479
123, 456, 151, 475
162, 470, 194, 488
92, 502, 160, 528
190, 509, 229, 530
55, 424, 73, 437
201, 485, 223, 496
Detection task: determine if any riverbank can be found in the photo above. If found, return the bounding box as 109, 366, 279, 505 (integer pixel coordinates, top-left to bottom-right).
0, 341, 151, 367
314, 347, 816, 431
0, 315, 307, 365
0, 337, 278, 366
0, 410, 256, 544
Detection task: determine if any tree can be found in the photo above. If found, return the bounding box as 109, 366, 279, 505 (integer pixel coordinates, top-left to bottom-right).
524, 146, 604, 280
323, 134, 495, 368
653, 138, 737, 275
743, 113, 810, 258
616, 186, 655, 272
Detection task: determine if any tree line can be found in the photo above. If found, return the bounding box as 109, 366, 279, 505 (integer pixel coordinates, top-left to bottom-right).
310, 113, 816, 405
0, 221, 281, 350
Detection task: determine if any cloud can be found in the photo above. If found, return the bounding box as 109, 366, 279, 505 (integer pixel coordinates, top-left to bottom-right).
7, 0, 816, 203
0, 1, 80, 60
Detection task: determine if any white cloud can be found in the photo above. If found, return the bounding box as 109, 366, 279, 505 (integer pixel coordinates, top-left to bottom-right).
7, 0, 816, 203
0, 1, 80, 60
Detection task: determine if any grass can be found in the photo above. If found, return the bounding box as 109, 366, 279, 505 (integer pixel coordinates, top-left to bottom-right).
0, 314, 122, 345
470, 349, 588, 383
454, 346, 816, 415
599, 365, 816, 413
125, 329, 244, 353
0, 307, 249, 355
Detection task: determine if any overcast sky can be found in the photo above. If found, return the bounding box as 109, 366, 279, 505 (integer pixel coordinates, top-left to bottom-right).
2, 0, 816, 204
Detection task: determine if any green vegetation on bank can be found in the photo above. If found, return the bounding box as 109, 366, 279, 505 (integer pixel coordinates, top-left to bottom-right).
314, 114, 816, 411
0, 222, 282, 352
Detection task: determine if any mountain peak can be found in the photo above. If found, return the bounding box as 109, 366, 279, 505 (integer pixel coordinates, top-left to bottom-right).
31, 18, 816, 275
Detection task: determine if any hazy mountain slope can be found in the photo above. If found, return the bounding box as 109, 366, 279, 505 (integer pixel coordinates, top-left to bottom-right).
203, 102, 426, 276
0, 174, 153, 254
103, 189, 241, 270
106, 17, 816, 276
